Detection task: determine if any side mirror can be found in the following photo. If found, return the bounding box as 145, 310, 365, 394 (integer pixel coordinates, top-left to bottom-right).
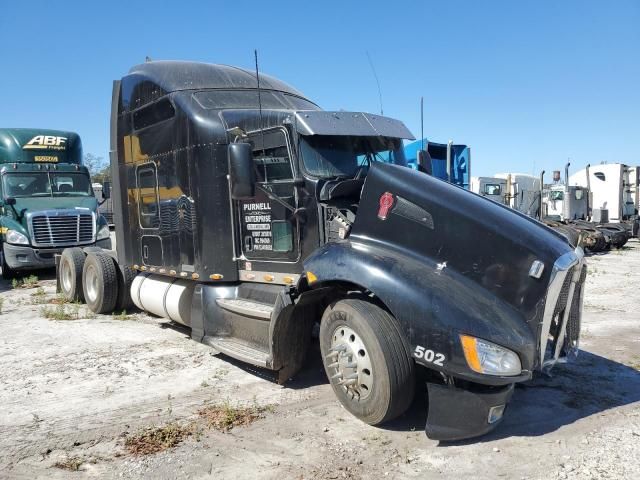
101, 181, 111, 199
416, 150, 432, 175
5, 197, 16, 206
228, 143, 256, 199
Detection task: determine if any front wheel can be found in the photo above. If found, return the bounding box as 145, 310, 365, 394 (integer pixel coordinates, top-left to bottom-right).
319, 298, 415, 425
1, 249, 17, 280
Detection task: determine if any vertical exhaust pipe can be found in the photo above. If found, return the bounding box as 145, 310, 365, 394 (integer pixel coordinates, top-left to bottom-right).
585, 164, 591, 221
565, 162, 570, 185
539, 170, 545, 220
446, 140, 452, 182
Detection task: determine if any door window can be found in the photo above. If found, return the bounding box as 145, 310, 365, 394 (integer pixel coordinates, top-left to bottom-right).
136, 163, 160, 229
238, 128, 298, 260
484, 184, 502, 196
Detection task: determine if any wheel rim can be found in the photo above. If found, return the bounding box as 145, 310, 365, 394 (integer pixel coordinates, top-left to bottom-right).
61, 259, 73, 293
84, 264, 99, 303
326, 325, 373, 401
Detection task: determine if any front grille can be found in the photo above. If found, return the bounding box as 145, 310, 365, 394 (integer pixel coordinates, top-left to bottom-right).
549, 266, 575, 341
539, 249, 586, 371
565, 265, 587, 353
30, 213, 94, 247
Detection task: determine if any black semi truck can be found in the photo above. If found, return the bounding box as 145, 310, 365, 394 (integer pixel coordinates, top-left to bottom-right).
58, 61, 587, 440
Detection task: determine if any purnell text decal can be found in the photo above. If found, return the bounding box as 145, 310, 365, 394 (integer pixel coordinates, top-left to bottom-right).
242, 202, 273, 251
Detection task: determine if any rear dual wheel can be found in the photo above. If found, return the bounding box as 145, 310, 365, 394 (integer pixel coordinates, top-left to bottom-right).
83, 252, 118, 313
319, 298, 415, 425
59, 248, 87, 301
59, 248, 135, 314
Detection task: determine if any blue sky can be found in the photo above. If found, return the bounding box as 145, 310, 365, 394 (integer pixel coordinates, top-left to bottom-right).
1, 0, 638, 177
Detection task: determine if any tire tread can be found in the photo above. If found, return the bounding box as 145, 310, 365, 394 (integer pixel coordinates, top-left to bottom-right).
321, 297, 415, 425
83, 252, 118, 313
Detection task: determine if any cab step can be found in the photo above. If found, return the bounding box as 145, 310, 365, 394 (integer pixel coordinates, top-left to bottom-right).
202, 336, 271, 367
216, 298, 273, 320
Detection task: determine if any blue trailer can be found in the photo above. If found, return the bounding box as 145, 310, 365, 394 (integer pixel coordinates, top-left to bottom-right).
404, 138, 471, 189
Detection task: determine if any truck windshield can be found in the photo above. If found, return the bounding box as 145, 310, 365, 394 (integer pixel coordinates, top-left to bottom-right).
299, 135, 407, 179
2, 172, 93, 198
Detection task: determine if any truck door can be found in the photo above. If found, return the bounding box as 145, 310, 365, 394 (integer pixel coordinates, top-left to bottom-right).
135, 162, 164, 266
235, 128, 300, 266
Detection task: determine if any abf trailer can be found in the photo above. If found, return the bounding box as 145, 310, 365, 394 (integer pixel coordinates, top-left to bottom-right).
58, 61, 586, 441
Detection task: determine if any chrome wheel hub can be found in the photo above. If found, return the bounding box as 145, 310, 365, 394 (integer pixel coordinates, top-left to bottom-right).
84, 264, 98, 303
326, 325, 373, 400
61, 260, 73, 293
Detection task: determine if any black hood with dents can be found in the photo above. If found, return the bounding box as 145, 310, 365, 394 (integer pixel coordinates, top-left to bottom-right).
304, 162, 576, 381
351, 163, 572, 339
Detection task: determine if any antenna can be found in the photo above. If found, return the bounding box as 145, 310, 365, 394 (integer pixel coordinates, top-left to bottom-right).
420, 97, 424, 151
366, 51, 383, 115
254, 49, 266, 156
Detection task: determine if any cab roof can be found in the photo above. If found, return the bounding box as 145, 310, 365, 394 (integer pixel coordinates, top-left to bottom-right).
125, 60, 308, 97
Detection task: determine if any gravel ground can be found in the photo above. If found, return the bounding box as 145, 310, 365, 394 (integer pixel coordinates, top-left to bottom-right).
0, 240, 638, 479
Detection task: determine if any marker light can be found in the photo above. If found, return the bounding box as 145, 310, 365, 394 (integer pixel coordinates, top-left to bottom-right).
460, 334, 521, 376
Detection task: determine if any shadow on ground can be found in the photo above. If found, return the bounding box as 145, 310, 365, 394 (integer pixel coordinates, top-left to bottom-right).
150, 316, 640, 442
442, 350, 640, 445
199, 342, 640, 440
0, 268, 57, 293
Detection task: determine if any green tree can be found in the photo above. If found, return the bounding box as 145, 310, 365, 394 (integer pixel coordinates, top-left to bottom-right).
83, 153, 110, 183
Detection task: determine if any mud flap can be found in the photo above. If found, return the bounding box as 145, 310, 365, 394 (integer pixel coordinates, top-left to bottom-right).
426, 382, 514, 441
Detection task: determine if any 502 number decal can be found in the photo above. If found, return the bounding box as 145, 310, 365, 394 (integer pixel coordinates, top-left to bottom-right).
413, 346, 445, 366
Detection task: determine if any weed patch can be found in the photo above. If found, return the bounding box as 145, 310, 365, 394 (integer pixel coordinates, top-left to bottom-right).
124, 423, 193, 455
12, 275, 39, 289
197, 401, 270, 432
40, 303, 81, 321
50, 293, 72, 305
52, 456, 83, 471
113, 310, 133, 320
30, 288, 49, 305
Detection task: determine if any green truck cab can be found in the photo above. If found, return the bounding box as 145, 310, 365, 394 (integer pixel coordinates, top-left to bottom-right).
0, 128, 112, 279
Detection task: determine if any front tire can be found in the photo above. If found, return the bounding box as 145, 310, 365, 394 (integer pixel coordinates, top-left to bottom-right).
1, 249, 17, 280
319, 298, 415, 425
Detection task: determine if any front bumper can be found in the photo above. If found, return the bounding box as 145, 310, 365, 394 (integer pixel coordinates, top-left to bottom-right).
426, 382, 514, 441
3, 238, 112, 270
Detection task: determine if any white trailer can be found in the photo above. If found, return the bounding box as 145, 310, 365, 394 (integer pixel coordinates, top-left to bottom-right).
470, 176, 507, 204
542, 184, 589, 221
569, 163, 638, 223
494, 173, 541, 218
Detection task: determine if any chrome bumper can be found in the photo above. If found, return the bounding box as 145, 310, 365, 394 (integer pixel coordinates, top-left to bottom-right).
539, 247, 587, 371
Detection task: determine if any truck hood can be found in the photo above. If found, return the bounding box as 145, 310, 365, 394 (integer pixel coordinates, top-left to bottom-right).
9, 196, 97, 229
351, 163, 573, 330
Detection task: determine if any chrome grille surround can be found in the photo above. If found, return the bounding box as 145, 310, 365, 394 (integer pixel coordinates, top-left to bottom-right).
539, 246, 586, 371
27, 209, 96, 247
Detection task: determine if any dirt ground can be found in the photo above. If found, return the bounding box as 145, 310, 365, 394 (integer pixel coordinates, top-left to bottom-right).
1, 241, 639, 480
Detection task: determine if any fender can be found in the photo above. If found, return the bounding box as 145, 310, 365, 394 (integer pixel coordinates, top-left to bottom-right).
303, 239, 536, 386
0, 217, 29, 239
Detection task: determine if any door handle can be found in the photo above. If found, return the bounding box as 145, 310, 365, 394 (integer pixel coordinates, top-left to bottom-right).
244, 236, 254, 252
143, 245, 149, 259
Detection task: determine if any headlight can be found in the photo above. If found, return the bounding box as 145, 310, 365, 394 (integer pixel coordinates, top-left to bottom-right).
97, 224, 110, 240
6, 229, 29, 245
460, 334, 521, 376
